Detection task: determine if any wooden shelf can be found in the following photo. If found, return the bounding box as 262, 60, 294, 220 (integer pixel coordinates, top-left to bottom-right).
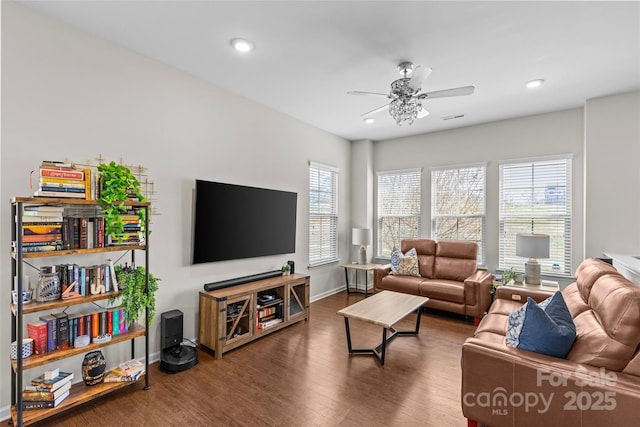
12, 245, 146, 259
12, 324, 146, 371
10, 374, 145, 426
12, 196, 149, 207
10, 291, 121, 316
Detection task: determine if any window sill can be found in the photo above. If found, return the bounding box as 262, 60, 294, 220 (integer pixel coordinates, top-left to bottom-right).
308, 258, 340, 269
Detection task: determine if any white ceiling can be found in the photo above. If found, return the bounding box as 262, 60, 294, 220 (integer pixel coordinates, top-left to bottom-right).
17, 1, 640, 142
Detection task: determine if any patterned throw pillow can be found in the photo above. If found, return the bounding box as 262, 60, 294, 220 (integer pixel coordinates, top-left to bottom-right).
505, 291, 576, 358
391, 248, 420, 277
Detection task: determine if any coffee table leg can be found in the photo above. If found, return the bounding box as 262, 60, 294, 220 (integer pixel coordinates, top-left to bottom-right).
380, 327, 387, 365
344, 317, 353, 353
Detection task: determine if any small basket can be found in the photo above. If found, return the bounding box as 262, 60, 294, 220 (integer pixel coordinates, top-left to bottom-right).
10, 338, 34, 360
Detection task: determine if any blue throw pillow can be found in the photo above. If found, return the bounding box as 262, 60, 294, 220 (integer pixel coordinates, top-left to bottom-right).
505, 291, 576, 358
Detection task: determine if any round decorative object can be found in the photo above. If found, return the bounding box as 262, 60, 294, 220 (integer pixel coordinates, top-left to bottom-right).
82, 350, 106, 386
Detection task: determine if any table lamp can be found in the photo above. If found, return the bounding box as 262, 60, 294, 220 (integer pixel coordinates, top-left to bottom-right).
352, 228, 371, 265
516, 233, 550, 285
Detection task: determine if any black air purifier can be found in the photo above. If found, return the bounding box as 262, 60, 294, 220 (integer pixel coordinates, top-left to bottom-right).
159, 309, 198, 373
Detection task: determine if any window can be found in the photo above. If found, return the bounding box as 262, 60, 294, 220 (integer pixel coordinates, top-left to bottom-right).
308, 162, 338, 267
376, 169, 421, 257
499, 155, 572, 275
431, 164, 486, 265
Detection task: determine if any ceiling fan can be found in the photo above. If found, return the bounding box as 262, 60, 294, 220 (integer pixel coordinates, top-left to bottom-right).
347, 61, 475, 126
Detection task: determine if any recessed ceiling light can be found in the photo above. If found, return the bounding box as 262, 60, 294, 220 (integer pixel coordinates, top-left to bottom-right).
526, 79, 545, 89
364, 117, 375, 124
230, 38, 254, 53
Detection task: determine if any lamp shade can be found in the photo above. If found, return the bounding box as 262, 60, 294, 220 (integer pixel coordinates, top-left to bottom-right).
352, 228, 371, 246
516, 233, 550, 259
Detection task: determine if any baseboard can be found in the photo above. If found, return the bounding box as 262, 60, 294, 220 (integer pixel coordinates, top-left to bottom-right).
310, 285, 346, 303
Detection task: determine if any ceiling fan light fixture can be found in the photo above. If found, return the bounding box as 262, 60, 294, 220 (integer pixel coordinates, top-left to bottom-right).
230, 38, 254, 53
526, 79, 544, 89
389, 97, 421, 126
363, 117, 375, 124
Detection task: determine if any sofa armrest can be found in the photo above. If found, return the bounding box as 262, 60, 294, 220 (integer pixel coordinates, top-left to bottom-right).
464, 270, 493, 318
373, 265, 392, 293
461, 337, 640, 427
495, 285, 555, 304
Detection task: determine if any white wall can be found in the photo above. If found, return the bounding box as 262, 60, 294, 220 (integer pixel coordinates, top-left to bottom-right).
372, 109, 585, 275
0, 3, 351, 416
584, 91, 640, 257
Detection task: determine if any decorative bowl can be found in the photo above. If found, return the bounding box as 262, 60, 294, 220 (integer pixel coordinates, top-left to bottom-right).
10, 338, 34, 360
11, 290, 32, 305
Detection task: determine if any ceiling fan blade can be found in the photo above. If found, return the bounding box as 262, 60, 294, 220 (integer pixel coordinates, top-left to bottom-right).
417, 108, 430, 118
408, 66, 432, 92
361, 103, 390, 117
418, 85, 475, 99
347, 91, 390, 98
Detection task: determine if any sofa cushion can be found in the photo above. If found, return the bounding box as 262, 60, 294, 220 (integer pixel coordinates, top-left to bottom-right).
575, 258, 621, 302
506, 292, 576, 358
566, 273, 640, 371
379, 275, 423, 296
433, 241, 478, 281
390, 248, 420, 276
418, 279, 465, 303
401, 239, 436, 278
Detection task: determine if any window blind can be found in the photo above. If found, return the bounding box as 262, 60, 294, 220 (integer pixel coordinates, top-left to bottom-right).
376, 169, 421, 257
309, 162, 338, 267
499, 156, 572, 275
431, 164, 486, 266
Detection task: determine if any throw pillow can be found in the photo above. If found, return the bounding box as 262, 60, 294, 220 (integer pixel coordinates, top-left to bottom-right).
505, 291, 576, 358
391, 248, 420, 277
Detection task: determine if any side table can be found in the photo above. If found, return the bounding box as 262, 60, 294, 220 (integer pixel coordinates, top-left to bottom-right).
340, 263, 383, 297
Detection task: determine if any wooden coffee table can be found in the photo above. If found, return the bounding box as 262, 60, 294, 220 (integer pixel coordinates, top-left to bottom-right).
336, 290, 428, 365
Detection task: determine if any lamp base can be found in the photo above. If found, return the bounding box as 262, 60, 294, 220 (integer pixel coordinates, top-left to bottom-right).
358, 246, 367, 265
524, 261, 541, 286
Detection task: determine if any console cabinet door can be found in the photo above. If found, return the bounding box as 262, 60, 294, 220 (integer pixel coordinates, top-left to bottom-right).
288, 281, 308, 321
221, 294, 254, 351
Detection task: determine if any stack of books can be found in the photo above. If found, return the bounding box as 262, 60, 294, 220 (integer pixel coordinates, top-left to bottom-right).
33, 161, 88, 199
103, 358, 145, 383
107, 208, 143, 246
20, 205, 65, 253
22, 371, 73, 410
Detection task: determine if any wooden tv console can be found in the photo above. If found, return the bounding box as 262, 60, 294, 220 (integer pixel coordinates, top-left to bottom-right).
198, 273, 310, 359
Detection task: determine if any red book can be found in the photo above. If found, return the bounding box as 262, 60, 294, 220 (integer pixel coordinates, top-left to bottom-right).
40, 168, 84, 180
108, 310, 113, 335
27, 321, 48, 355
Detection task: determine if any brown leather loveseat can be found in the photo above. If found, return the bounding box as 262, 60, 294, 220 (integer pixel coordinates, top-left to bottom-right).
461, 258, 640, 427
373, 239, 493, 323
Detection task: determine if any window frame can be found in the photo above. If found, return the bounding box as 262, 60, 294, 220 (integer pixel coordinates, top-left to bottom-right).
308, 161, 339, 267
498, 154, 573, 276
376, 168, 422, 258
431, 163, 487, 266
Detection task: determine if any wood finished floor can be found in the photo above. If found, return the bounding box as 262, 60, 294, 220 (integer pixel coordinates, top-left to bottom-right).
32, 291, 477, 427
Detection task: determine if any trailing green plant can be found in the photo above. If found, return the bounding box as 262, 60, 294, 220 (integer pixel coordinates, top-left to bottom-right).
97, 161, 147, 242
110, 264, 159, 326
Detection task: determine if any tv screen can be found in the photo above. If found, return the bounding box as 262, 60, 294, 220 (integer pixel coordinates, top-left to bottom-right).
192, 180, 297, 264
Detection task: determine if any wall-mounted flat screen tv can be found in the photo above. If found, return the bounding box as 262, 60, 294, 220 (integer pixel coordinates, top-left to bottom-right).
192, 179, 297, 264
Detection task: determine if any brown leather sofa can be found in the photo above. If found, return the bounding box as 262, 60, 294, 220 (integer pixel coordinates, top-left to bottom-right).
373, 239, 493, 323
461, 258, 640, 427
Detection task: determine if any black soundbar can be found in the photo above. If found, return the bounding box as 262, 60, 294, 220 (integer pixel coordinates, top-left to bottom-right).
203, 270, 283, 292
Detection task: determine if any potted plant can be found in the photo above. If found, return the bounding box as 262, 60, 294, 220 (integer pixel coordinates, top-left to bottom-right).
281, 264, 291, 276
97, 161, 147, 242
501, 267, 518, 285
110, 264, 159, 326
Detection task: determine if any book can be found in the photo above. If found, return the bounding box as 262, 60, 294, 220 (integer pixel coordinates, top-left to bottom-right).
39, 168, 84, 180
34, 190, 86, 199
29, 371, 73, 391
22, 245, 61, 253
23, 233, 62, 243
53, 312, 69, 350
21, 215, 64, 223
103, 359, 145, 383
22, 381, 72, 401
23, 224, 62, 234
38, 314, 57, 352
21, 390, 70, 410
27, 321, 48, 355
24, 205, 65, 213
